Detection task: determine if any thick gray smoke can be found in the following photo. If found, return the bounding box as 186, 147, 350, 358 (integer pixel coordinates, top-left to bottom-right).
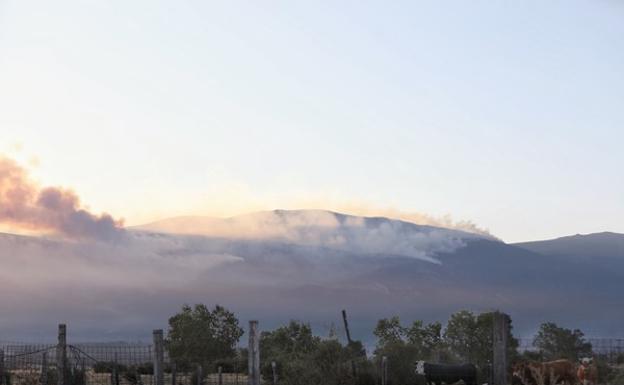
0, 156, 124, 241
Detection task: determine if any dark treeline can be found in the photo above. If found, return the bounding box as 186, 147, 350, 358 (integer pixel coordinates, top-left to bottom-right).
164, 304, 624, 385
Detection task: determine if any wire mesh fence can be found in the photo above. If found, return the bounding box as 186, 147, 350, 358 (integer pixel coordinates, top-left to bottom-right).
517, 337, 624, 364
0, 342, 248, 385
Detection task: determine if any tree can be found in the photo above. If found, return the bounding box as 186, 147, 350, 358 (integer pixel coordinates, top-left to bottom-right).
260, 321, 322, 385
533, 322, 592, 361
166, 304, 244, 370
373, 317, 444, 385
374, 317, 443, 359
444, 310, 479, 363
260, 321, 361, 385
444, 311, 518, 368
373, 317, 405, 347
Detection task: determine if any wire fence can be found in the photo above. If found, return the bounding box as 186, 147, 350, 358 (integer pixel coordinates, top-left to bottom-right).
0, 342, 248, 385
517, 337, 624, 364
3, 337, 624, 385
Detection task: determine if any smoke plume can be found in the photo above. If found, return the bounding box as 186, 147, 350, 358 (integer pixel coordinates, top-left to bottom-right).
0, 155, 124, 241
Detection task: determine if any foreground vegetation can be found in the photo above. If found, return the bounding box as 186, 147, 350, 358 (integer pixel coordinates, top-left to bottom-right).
164, 304, 624, 385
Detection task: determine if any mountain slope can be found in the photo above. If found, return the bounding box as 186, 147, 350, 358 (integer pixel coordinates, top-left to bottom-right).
1, 214, 623, 341
133, 210, 492, 263
514, 232, 624, 258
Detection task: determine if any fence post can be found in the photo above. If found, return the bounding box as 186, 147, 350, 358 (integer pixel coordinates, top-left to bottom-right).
57, 324, 67, 385
81, 355, 86, 385
218, 366, 223, 385
111, 353, 119, 385
41, 352, 48, 385
493, 312, 509, 385
432, 347, 440, 363
381, 356, 387, 385
271, 361, 277, 385
153, 330, 164, 385
196, 365, 203, 385
171, 362, 177, 385
248, 320, 260, 385
0, 348, 4, 385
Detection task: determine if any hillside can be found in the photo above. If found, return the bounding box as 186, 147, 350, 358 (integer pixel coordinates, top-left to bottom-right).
0, 212, 623, 341
514, 232, 624, 258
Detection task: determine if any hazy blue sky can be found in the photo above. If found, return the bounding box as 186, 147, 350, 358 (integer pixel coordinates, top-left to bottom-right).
1, 1, 622, 242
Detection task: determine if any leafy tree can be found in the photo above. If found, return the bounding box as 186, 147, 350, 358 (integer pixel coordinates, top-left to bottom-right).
313, 340, 356, 385
374, 317, 405, 347
261, 320, 320, 359
444, 310, 480, 363
533, 322, 592, 360
166, 304, 244, 370
373, 316, 445, 385
260, 320, 361, 385
374, 317, 444, 359
260, 321, 322, 385
444, 311, 518, 371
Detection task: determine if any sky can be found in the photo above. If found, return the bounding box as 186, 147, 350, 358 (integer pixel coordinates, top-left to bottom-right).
0, 0, 623, 243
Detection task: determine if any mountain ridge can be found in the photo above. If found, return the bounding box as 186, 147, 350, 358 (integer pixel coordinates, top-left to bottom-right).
1, 212, 623, 340
514, 231, 624, 258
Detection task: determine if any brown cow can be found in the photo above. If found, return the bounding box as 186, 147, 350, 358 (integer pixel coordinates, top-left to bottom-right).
541, 360, 577, 385
512, 360, 577, 385
513, 361, 540, 385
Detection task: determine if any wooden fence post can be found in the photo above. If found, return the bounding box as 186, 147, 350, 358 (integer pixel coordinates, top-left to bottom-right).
41, 352, 48, 385
271, 361, 277, 385
218, 366, 223, 385
381, 356, 388, 385
153, 330, 164, 385
57, 324, 67, 385
248, 321, 260, 385
493, 312, 509, 385
171, 362, 177, 385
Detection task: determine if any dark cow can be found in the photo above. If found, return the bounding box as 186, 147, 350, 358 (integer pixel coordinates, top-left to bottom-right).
415, 361, 477, 385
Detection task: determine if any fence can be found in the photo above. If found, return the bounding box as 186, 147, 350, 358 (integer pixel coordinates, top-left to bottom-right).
0, 325, 256, 385
517, 337, 624, 364
7, 319, 623, 385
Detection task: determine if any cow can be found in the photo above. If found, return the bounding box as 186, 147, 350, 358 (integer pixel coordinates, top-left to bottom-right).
577, 357, 597, 385
513, 361, 540, 385
415, 361, 477, 385
512, 360, 576, 385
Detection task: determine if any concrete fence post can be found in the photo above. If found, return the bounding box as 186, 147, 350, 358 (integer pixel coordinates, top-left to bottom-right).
196, 365, 203, 385
111, 353, 119, 385
493, 312, 509, 385
271, 361, 277, 385
153, 330, 164, 385
57, 324, 67, 385
248, 321, 260, 385
41, 352, 48, 385
0, 348, 5, 385
381, 356, 388, 385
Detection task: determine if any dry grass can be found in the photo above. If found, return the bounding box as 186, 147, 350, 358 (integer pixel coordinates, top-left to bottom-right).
7, 370, 248, 385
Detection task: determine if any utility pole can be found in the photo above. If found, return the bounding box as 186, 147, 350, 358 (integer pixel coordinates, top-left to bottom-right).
342, 310, 357, 378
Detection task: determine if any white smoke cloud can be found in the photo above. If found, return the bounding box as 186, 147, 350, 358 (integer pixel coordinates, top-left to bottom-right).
138, 209, 487, 263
